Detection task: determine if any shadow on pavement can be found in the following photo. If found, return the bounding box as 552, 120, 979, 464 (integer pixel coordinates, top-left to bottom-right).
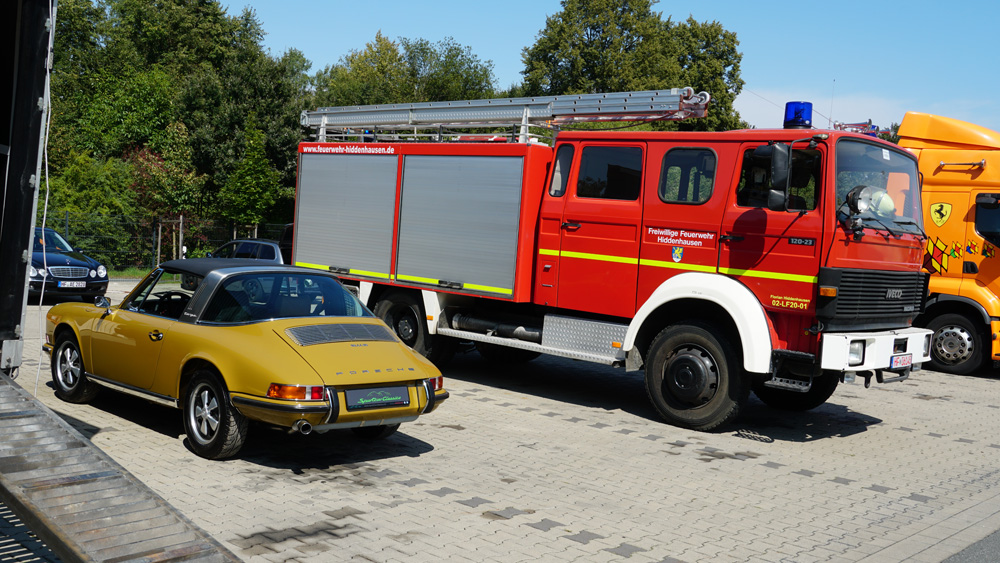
47, 381, 435, 469
443, 351, 883, 443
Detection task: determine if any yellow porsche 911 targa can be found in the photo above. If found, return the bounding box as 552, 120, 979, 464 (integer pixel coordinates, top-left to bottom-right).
44, 258, 448, 459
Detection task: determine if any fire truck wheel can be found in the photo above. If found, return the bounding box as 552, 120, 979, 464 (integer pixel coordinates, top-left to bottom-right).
374, 291, 455, 366
644, 323, 748, 431
751, 374, 839, 411
926, 313, 984, 375
475, 342, 541, 364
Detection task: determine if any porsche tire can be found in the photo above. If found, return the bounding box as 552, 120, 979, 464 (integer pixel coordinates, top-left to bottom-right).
351, 424, 400, 440
183, 371, 248, 460
51, 332, 99, 403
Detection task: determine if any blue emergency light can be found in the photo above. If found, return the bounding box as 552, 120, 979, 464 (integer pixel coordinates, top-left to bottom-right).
784, 101, 813, 129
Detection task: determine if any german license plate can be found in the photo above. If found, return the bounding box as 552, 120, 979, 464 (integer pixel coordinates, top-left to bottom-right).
890, 354, 912, 369
58, 281, 86, 288
345, 385, 410, 411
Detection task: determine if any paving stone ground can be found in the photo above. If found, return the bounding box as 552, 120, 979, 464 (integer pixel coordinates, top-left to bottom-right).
11, 282, 1000, 562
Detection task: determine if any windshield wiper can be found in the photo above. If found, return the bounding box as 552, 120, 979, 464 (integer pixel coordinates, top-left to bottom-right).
893, 217, 928, 240
863, 215, 900, 238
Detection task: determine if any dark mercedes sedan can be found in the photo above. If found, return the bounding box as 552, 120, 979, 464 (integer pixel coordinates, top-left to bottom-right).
29, 227, 109, 299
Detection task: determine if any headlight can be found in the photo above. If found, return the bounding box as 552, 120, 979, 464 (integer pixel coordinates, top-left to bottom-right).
846, 186, 873, 215
97, 265, 107, 278
848, 340, 865, 366
38, 268, 47, 278
89, 269, 96, 278
29, 266, 38, 277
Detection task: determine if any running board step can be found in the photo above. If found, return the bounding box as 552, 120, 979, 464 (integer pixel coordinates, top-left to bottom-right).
436, 328, 622, 365
762, 376, 812, 393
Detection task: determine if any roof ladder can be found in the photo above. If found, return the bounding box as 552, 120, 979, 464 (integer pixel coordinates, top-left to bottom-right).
301, 88, 711, 143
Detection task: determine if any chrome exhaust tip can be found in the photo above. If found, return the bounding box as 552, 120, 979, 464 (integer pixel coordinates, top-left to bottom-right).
291, 420, 312, 435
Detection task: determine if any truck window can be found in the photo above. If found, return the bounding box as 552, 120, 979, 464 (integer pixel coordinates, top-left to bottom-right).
659, 148, 715, 204
975, 202, 1000, 247
737, 148, 820, 210
549, 144, 575, 197
576, 146, 642, 201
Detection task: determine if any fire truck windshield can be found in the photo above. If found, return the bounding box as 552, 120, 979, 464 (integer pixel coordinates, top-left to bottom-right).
835, 139, 924, 236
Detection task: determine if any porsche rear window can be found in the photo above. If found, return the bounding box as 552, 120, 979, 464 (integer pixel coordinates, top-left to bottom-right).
201, 273, 370, 323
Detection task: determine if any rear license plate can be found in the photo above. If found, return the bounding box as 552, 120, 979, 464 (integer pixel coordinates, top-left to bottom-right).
890, 354, 912, 369
345, 385, 410, 411
58, 281, 86, 288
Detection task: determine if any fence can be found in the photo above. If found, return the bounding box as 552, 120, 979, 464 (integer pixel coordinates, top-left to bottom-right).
40, 212, 288, 274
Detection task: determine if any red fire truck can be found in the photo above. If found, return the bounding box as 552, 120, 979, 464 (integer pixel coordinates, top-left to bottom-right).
291, 89, 932, 430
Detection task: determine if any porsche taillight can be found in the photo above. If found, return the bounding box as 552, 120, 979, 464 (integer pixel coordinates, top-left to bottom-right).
427, 376, 444, 391
267, 384, 326, 401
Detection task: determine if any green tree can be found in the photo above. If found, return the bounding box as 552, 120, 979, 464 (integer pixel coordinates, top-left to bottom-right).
400, 37, 496, 101
521, 0, 745, 130
215, 122, 286, 227
129, 122, 206, 215
521, 0, 673, 95
313, 32, 411, 107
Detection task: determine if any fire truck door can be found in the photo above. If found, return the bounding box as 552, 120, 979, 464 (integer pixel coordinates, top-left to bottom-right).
555, 143, 645, 318
718, 144, 824, 314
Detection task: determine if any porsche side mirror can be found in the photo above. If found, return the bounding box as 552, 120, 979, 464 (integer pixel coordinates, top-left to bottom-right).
95, 295, 112, 314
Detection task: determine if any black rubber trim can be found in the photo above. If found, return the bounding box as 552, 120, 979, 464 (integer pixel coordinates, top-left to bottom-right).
231, 395, 330, 414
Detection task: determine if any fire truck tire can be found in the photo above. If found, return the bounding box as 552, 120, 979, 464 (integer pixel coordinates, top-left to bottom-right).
374, 291, 455, 366
926, 313, 984, 375
475, 342, 541, 364
644, 323, 748, 431
751, 374, 839, 411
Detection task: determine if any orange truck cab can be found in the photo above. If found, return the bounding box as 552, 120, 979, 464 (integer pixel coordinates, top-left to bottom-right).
898, 113, 1000, 374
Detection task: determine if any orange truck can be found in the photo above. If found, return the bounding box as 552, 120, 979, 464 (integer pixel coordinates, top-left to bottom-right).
898, 113, 1000, 374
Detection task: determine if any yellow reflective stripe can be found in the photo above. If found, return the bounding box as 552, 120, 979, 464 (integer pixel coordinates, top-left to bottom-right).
294, 262, 391, 279
348, 268, 390, 279
540, 249, 816, 283
463, 283, 513, 295
560, 250, 639, 265
719, 267, 817, 284
639, 259, 716, 273
396, 274, 439, 285
295, 261, 328, 270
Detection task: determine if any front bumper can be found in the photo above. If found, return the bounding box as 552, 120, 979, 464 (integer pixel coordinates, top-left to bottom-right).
29, 278, 108, 297
820, 326, 932, 372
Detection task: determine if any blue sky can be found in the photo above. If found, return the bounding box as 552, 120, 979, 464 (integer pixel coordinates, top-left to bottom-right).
237, 0, 1000, 133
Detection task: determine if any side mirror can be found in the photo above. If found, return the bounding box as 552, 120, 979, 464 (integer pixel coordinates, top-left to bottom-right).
767, 189, 787, 212
769, 143, 790, 191
94, 295, 112, 315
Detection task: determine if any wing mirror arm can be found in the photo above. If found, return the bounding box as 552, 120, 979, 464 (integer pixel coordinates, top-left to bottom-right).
95, 295, 112, 315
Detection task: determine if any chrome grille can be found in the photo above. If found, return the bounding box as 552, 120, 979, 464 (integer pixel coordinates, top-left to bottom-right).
47, 266, 89, 278
285, 323, 396, 346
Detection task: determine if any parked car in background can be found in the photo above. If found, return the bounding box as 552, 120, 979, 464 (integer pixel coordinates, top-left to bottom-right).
278, 223, 293, 264
208, 238, 283, 263
29, 227, 108, 300
44, 258, 448, 460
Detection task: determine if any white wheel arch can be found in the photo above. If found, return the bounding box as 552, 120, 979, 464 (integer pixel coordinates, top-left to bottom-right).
625, 272, 773, 373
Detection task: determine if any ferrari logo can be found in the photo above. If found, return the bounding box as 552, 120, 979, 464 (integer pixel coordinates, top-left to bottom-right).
930, 202, 952, 227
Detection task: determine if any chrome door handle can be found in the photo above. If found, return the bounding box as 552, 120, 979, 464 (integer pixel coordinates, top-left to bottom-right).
148, 331, 164, 341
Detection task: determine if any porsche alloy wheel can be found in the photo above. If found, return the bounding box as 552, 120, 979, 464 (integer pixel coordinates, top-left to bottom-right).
183, 371, 248, 460
51, 332, 98, 403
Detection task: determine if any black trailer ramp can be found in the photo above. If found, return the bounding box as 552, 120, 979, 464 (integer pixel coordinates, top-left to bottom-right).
0, 373, 240, 563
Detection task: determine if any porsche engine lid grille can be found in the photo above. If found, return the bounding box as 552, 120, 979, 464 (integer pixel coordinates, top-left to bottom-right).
285, 323, 397, 346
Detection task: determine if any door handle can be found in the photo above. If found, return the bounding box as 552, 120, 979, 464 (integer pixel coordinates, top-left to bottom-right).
148, 330, 164, 342
561, 222, 581, 230
720, 234, 744, 242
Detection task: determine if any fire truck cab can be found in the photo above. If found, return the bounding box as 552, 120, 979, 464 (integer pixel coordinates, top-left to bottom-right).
293, 91, 932, 431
